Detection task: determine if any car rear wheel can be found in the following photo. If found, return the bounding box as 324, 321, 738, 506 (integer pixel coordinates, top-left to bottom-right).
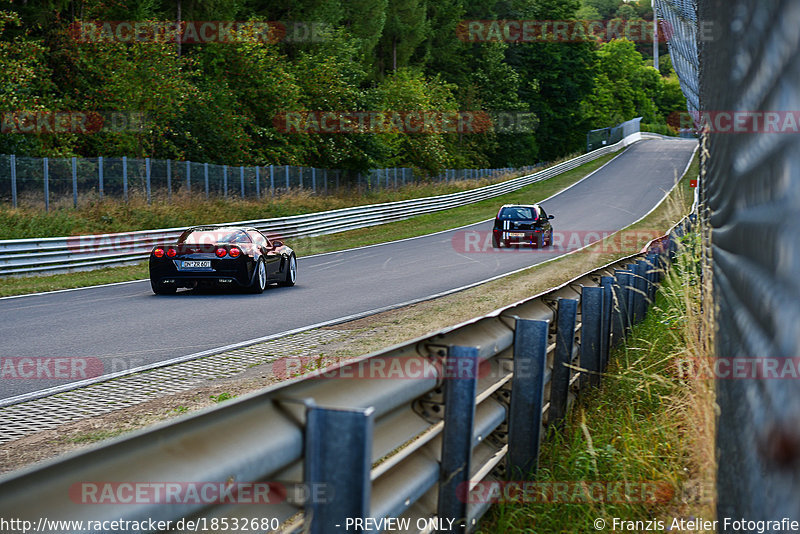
492, 235, 501, 248
535, 233, 544, 249
249, 259, 267, 294
151, 278, 176, 295
278, 254, 297, 287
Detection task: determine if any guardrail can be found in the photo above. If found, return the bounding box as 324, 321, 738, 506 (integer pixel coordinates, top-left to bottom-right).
0, 214, 693, 533
0, 135, 639, 276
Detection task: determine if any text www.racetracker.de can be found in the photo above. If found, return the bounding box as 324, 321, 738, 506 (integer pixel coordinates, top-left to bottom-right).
0, 517, 283, 533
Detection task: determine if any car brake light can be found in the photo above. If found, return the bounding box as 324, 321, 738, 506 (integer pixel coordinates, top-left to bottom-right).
166, 248, 177, 258
215, 247, 227, 258
153, 248, 165, 258
229, 247, 241, 258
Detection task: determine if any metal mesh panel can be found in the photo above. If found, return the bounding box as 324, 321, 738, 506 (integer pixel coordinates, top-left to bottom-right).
654, 0, 700, 114
657, 0, 800, 524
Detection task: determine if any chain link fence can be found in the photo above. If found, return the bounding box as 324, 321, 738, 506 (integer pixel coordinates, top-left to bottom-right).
660, 0, 800, 527
0, 154, 541, 210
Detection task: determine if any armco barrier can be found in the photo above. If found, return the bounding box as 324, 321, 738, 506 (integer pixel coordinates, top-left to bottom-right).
0, 134, 640, 276
0, 216, 692, 533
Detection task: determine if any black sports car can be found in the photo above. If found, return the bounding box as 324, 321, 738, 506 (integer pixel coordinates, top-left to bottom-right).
492, 204, 554, 248
148, 226, 297, 294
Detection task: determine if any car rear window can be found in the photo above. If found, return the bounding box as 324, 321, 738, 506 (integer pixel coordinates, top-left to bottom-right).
178, 229, 251, 245
499, 207, 538, 220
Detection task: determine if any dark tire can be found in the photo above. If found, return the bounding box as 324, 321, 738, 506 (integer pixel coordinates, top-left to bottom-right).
535, 233, 544, 249
249, 258, 267, 294
278, 254, 297, 287
492, 235, 501, 248
151, 278, 176, 295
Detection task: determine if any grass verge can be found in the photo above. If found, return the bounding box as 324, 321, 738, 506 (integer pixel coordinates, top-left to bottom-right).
476, 230, 716, 533
0, 151, 620, 297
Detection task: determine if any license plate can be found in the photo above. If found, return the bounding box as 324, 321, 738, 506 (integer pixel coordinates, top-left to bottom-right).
182, 260, 210, 268
508, 232, 526, 237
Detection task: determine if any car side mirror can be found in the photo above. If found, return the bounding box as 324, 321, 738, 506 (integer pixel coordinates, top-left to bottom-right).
548, 215, 555, 219
272, 240, 283, 248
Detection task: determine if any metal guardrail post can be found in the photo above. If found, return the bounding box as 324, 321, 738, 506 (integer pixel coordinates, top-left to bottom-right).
10, 154, 16, 208
600, 276, 615, 369
285, 165, 290, 191
98, 156, 104, 200
305, 405, 375, 534
43, 157, 49, 212
299, 166, 303, 189
204, 162, 209, 199
550, 298, 578, 425
312, 167, 316, 192
255, 167, 260, 199
122, 156, 128, 200
71, 156, 78, 208
437, 345, 479, 533
634, 260, 649, 324
614, 270, 634, 333
507, 319, 549, 478
580, 287, 604, 389
186, 160, 191, 193
145, 157, 151, 204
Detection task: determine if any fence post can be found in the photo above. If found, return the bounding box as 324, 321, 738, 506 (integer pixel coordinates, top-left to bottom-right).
186, 160, 191, 193
507, 319, 549, 478
437, 345, 478, 533
402, 167, 406, 186
223, 165, 228, 199
305, 405, 374, 534
122, 156, 128, 201
43, 157, 49, 212
145, 157, 151, 204
239, 166, 244, 199
71, 156, 78, 208
324, 168, 328, 195
270, 165, 274, 196
10, 155, 16, 208
255, 167, 260, 199
580, 287, 604, 389
312, 167, 316, 192
98, 156, 104, 200
550, 298, 578, 425
166, 159, 171, 201
203, 162, 209, 199
285, 165, 290, 191
299, 166, 303, 189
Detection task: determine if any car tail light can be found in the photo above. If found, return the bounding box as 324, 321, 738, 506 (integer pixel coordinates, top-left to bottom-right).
166, 248, 177, 258
153, 248, 165, 258
215, 247, 227, 258
229, 247, 241, 258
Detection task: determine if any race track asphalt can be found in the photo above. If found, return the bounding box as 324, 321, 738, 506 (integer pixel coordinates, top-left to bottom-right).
0, 138, 698, 399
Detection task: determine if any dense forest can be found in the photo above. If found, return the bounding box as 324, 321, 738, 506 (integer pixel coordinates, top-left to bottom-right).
0, 0, 687, 174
